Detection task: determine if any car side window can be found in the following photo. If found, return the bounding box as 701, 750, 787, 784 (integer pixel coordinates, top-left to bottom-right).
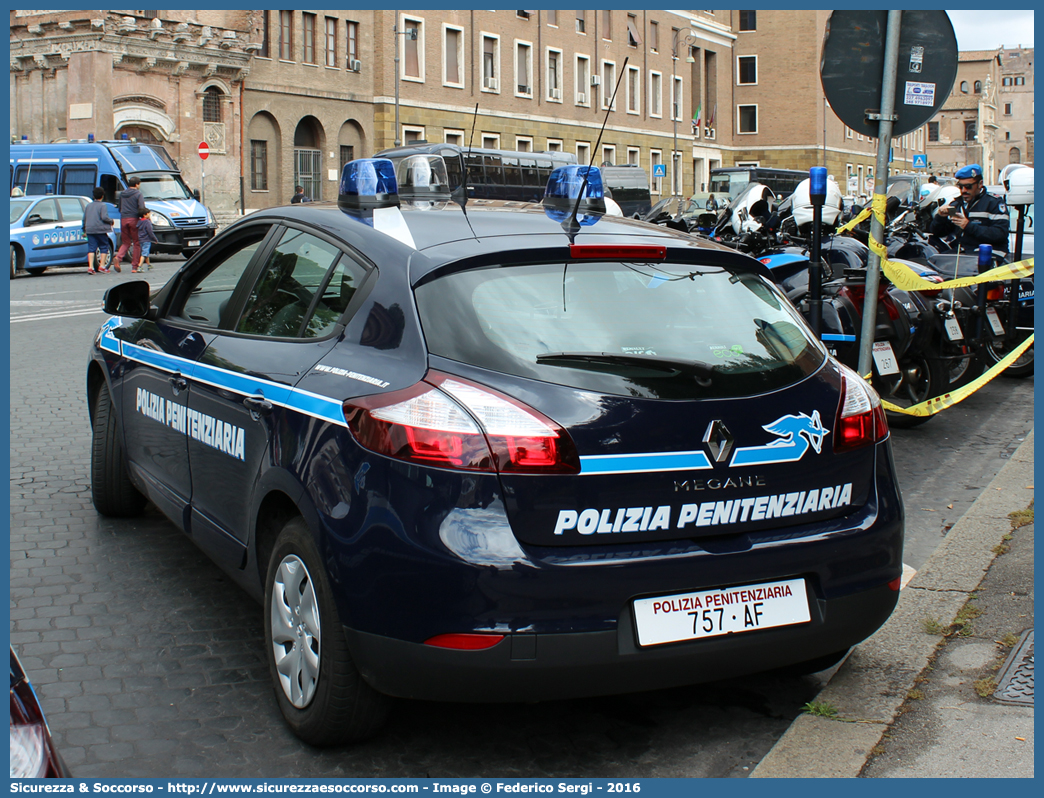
56, 197, 86, 222
28, 199, 59, 225
172, 228, 270, 327
235, 228, 345, 339
300, 256, 369, 339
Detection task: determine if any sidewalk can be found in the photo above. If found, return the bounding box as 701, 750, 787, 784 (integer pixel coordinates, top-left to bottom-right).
751, 430, 1034, 778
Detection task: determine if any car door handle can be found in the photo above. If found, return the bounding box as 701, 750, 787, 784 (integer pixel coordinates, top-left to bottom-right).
168, 374, 188, 395
243, 394, 273, 417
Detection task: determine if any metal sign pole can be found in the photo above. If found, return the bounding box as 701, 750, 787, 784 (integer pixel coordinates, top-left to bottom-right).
857, 10, 903, 379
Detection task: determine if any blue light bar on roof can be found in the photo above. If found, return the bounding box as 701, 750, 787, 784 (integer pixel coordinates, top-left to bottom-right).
339, 158, 400, 210
544, 165, 605, 203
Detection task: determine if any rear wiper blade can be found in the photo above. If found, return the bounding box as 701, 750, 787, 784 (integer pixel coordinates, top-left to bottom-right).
536, 352, 715, 383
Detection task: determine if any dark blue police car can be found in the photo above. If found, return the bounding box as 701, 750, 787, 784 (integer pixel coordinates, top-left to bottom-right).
87, 157, 904, 746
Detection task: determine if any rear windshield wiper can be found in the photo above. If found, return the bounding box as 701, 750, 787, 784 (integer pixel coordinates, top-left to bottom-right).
536, 352, 715, 384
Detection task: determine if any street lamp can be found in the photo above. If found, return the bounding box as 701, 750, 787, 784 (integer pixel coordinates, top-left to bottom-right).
671, 28, 697, 198
393, 12, 419, 148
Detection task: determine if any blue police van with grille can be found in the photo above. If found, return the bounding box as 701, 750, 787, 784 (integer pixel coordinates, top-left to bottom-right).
10, 138, 217, 257
87, 155, 905, 746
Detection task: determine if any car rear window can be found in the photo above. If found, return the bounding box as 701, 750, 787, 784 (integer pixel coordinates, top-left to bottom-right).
416, 260, 825, 399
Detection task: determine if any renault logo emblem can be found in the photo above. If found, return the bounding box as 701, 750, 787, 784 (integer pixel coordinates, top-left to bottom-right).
703, 420, 734, 463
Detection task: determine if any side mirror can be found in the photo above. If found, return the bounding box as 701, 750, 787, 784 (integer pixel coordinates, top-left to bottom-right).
114, 190, 123, 206
103, 280, 154, 320
25, 214, 45, 227
193, 189, 201, 201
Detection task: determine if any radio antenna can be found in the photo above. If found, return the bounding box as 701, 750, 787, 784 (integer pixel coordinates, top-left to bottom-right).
565, 56, 628, 234
460, 102, 479, 206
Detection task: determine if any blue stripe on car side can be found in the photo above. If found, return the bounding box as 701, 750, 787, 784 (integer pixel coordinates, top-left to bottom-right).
820, 334, 857, 342
580, 450, 713, 475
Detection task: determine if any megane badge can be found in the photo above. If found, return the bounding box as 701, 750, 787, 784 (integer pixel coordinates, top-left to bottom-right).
703, 420, 734, 463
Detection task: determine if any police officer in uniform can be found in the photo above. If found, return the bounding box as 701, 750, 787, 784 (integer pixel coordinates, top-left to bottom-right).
930, 163, 1009, 255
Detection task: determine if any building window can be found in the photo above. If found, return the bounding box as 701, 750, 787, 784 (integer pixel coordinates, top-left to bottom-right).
547, 49, 562, 101
973, 80, 982, 93
627, 147, 640, 166
202, 87, 223, 123
303, 13, 316, 64
547, 11, 557, 27
1005, 102, 1013, 115
1009, 147, 1021, 163
649, 20, 658, 52
347, 21, 358, 66
516, 10, 531, 20
602, 144, 616, 166
339, 145, 354, 174
1014, 76, 1025, 85
649, 71, 662, 117
325, 17, 337, 67
627, 65, 640, 113
965, 120, 976, 141
546, 138, 563, 152
403, 17, 423, 79
259, 11, 271, 58
279, 11, 293, 60
738, 11, 756, 31
516, 136, 533, 152
738, 55, 757, 85
1002, 76, 1013, 86
250, 140, 268, 190
483, 35, 500, 91
482, 133, 500, 149
672, 76, 682, 121
576, 142, 590, 166
960, 81, 968, 93
516, 42, 533, 96
444, 26, 463, 86
650, 150, 663, 194
403, 126, 425, 144
926, 122, 938, 142
576, 11, 586, 34
444, 129, 464, 146
575, 55, 590, 105
738, 104, 758, 133
627, 14, 641, 47
602, 10, 612, 40
602, 61, 617, 109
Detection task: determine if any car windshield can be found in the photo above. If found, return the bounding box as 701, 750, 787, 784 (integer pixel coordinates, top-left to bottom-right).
10, 200, 32, 224
136, 174, 193, 201
417, 260, 824, 400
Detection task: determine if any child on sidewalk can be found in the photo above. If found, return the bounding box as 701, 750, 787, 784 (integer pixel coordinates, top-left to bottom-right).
135, 209, 160, 272
83, 186, 115, 274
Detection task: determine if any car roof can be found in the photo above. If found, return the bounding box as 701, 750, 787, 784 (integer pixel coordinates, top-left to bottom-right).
232, 199, 770, 285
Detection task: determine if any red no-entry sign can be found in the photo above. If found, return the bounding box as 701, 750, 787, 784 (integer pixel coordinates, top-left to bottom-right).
198, 142, 210, 160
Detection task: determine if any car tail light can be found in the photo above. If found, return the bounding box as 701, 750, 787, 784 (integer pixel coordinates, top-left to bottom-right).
343, 372, 581, 474
424, 633, 505, 650
986, 286, 1004, 301
834, 365, 888, 453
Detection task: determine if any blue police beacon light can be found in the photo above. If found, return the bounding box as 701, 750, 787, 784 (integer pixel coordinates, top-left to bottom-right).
338, 158, 400, 210
978, 244, 993, 269
88, 133, 94, 142
809, 166, 828, 202
121, 133, 129, 140
542, 165, 607, 225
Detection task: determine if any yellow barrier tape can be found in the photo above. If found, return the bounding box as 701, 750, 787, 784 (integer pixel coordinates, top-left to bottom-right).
835, 206, 872, 235
880, 333, 1033, 417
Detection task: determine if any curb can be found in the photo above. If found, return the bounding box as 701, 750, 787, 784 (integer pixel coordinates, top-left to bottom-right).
750, 429, 1034, 778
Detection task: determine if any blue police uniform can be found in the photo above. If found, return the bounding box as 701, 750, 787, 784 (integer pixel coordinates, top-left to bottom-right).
930, 164, 1010, 253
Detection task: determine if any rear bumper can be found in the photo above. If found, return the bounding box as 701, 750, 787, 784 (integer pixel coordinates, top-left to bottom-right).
345, 581, 899, 702
154, 225, 217, 253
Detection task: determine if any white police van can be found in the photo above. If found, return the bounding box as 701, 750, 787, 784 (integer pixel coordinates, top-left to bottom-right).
10, 138, 217, 257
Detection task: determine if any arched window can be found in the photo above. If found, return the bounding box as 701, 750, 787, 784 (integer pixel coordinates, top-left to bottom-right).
974, 80, 982, 94
960, 81, 969, 93
1009, 147, 1021, 164
203, 87, 223, 123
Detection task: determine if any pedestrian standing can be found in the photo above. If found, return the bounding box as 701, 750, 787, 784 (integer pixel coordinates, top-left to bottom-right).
113, 176, 146, 272
136, 209, 160, 273
290, 186, 312, 204
930, 163, 1009, 255
84, 187, 115, 275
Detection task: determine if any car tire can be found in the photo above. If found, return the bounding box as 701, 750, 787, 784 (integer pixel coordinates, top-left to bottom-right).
90, 385, 147, 517
264, 517, 388, 747
10, 245, 18, 279
874, 349, 947, 429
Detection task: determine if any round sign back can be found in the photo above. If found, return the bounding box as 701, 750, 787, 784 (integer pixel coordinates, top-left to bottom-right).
821, 10, 958, 139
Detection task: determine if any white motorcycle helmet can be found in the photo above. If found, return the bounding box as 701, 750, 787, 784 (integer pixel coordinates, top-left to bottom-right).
934, 185, 961, 213
790, 176, 843, 232
730, 183, 776, 235
918, 184, 943, 210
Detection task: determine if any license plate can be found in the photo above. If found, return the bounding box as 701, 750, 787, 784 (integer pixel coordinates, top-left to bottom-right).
872, 341, 900, 375
633, 578, 810, 647
944, 316, 964, 341
187, 240, 201, 247
985, 307, 1005, 336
